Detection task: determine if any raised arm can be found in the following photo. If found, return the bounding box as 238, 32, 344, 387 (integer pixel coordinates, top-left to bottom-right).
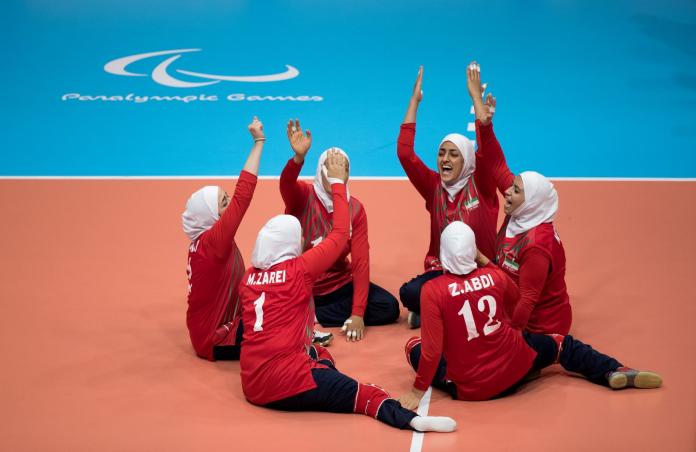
241, 116, 265, 175
300, 151, 350, 280
466, 62, 514, 199
206, 117, 264, 258
280, 119, 313, 215
398, 66, 439, 201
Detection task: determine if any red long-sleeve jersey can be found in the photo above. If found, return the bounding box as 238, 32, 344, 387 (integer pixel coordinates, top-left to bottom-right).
185, 171, 257, 361
475, 119, 515, 196
279, 158, 369, 317
474, 121, 572, 334
397, 121, 508, 270
495, 220, 572, 334
416, 264, 536, 401
240, 183, 350, 405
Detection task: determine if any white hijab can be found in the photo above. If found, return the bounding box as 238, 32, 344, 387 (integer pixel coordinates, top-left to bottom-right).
251, 214, 303, 270
440, 221, 478, 275
182, 185, 219, 242
313, 147, 351, 213
439, 134, 476, 202
506, 171, 559, 238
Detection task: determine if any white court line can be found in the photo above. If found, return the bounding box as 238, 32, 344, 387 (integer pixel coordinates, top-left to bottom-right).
0, 176, 695, 181
409, 387, 433, 452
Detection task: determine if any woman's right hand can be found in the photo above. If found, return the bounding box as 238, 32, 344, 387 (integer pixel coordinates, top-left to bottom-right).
287, 119, 312, 163
467, 62, 495, 125
466, 61, 485, 100
325, 150, 348, 182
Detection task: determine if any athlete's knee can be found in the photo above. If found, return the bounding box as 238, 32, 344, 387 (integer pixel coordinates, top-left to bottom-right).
354, 383, 391, 418
399, 280, 419, 309
386, 296, 400, 323
404, 336, 422, 369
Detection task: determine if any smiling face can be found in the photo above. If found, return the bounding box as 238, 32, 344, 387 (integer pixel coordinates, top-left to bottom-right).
217, 186, 230, 216
504, 175, 525, 215
437, 141, 464, 184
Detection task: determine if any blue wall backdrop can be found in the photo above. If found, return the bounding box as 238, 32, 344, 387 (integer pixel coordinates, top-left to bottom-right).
2, 0, 695, 177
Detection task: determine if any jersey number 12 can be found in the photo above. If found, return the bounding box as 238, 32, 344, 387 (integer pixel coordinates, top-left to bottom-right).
457, 295, 501, 341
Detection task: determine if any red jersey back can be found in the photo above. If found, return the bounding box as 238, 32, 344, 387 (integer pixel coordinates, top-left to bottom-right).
419, 266, 536, 401
239, 258, 324, 405
495, 220, 571, 334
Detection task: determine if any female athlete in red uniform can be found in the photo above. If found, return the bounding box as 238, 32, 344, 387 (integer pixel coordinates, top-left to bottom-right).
397, 64, 501, 328
464, 63, 572, 334
398, 222, 661, 409
495, 171, 572, 334
240, 151, 455, 432
181, 117, 265, 361
279, 120, 399, 342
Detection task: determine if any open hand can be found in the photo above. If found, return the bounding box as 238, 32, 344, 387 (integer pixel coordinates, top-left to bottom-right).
287, 119, 312, 161
248, 116, 265, 140
341, 315, 365, 342
467, 62, 496, 125
484, 93, 496, 120
325, 149, 348, 182
466, 61, 485, 99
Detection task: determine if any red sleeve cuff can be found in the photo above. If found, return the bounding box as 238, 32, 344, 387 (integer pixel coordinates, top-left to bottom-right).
475, 119, 493, 137
351, 305, 366, 317
401, 122, 416, 130
330, 182, 346, 194
239, 170, 258, 183
286, 157, 304, 170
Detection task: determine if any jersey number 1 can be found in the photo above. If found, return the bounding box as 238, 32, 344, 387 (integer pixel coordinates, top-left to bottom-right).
253, 292, 266, 332
457, 295, 501, 341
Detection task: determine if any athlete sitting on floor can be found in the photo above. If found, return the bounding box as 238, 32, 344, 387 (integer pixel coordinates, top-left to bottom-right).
398, 221, 661, 409
181, 117, 264, 361
280, 119, 400, 342
397, 64, 502, 329
466, 64, 572, 334
239, 151, 455, 432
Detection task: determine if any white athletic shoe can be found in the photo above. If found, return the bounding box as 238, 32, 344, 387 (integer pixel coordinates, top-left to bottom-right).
312, 330, 333, 347
407, 311, 421, 329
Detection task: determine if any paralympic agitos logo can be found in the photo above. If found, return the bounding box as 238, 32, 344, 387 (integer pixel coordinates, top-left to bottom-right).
61, 48, 319, 103
103, 48, 300, 88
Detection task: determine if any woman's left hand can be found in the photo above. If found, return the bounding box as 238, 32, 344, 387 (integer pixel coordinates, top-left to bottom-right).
397, 388, 425, 411
342, 315, 365, 342
476, 248, 491, 266
248, 116, 265, 140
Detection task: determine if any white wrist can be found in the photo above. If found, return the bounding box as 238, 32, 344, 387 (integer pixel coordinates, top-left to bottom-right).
327, 177, 344, 185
